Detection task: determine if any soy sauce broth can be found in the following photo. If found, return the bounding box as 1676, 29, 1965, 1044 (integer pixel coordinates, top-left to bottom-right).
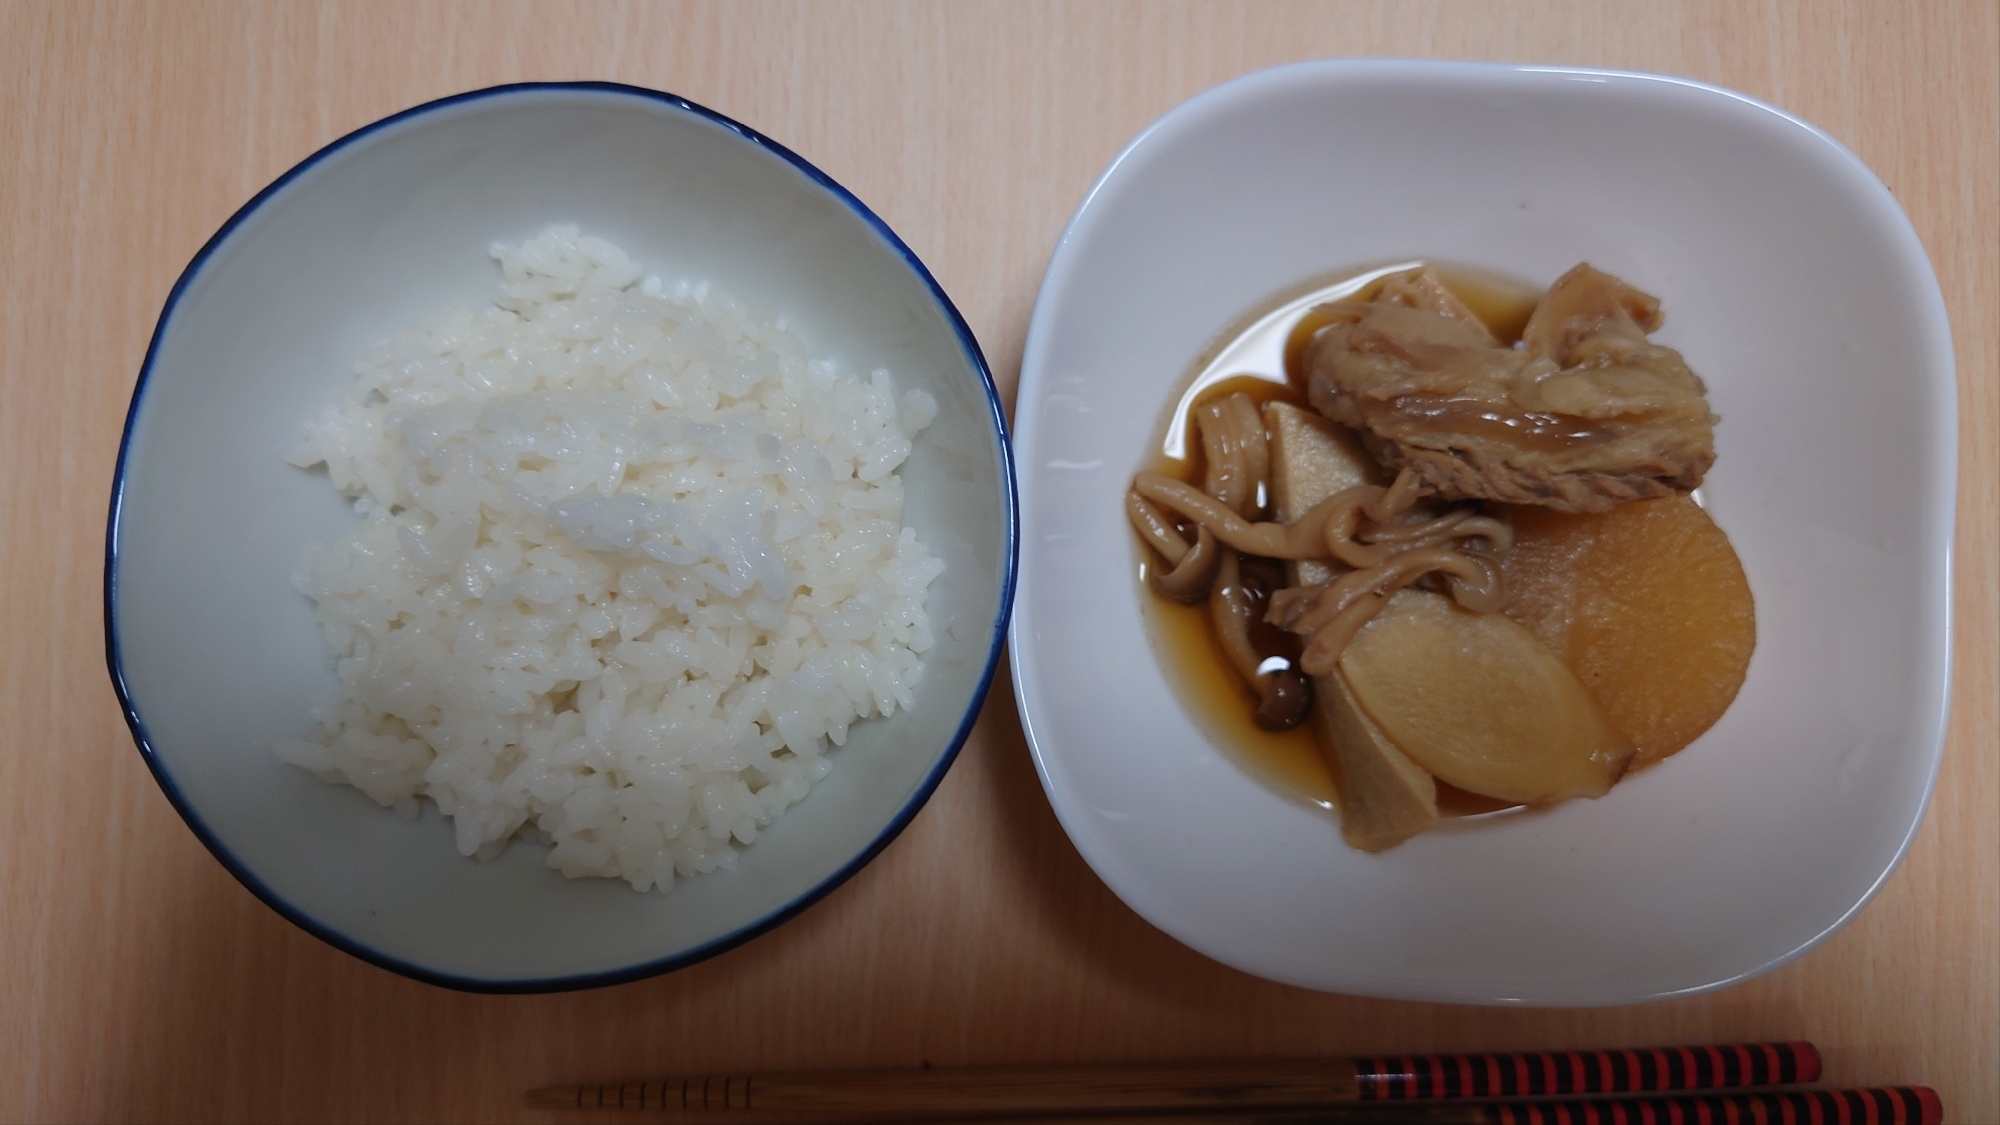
1134, 261, 1540, 816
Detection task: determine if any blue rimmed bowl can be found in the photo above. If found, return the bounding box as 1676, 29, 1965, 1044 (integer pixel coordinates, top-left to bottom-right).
107, 83, 1015, 991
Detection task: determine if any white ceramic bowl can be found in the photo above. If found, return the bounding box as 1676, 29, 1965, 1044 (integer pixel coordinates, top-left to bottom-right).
1013, 61, 1954, 1005
108, 84, 1016, 991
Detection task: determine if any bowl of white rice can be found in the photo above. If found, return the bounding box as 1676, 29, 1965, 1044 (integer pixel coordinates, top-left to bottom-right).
106, 84, 1015, 990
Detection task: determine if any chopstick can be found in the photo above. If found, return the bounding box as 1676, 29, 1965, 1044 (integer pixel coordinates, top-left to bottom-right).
524, 1042, 1821, 1114
955, 1087, 1943, 1125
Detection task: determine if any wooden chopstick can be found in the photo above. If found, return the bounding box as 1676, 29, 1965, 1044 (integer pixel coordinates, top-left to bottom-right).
524, 1042, 1822, 1115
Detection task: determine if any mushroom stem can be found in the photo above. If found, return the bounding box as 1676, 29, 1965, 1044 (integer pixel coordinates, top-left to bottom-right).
1452, 515, 1514, 556
1209, 549, 1263, 684
1272, 546, 1508, 674
1197, 392, 1271, 519
1363, 466, 1427, 523
1134, 474, 1363, 560
1442, 552, 1507, 613
1282, 546, 1492, 636
1126, 491, 1191, 565
1361, 508, 1470, 547
1210, 549, 1314, 731
1148, 525, 1220, 603
1298, 592, 1389, 677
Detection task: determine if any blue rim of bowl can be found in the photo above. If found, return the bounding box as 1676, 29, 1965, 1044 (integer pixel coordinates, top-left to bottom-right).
103, 81, 1019, 994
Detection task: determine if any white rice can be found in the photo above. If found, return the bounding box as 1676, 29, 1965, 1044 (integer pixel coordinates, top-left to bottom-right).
276, 225, 943, 892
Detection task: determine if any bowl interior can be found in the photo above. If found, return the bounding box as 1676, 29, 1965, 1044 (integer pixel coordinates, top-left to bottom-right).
1014, 62, 1954, 1003
111, 86, 1011, 988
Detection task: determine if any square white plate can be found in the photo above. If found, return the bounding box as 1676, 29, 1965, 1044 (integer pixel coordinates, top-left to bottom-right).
1010, 61, 1954, 1005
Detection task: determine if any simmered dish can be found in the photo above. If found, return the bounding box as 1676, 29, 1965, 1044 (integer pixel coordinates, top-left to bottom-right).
1127, 264, 1754, 852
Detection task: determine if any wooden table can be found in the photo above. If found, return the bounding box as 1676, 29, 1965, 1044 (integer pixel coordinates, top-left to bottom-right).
4, 3, 1993, 1121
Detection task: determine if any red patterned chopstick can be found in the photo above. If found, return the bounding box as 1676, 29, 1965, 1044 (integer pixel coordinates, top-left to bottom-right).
1355, 1042, 1823, 1101
938, 1086, 1941, 1125
527, 1042, 1829, 1114
1484, 1086, 1941, 1125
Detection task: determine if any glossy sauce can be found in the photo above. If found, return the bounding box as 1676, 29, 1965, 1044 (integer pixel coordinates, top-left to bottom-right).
1136, 262, 1540, 816
1368, 395, 1631, 452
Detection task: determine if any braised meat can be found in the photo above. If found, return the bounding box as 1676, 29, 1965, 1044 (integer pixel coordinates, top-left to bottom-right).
1303, 264, 1716, 513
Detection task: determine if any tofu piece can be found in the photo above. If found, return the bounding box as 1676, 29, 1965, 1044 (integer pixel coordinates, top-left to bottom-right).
1265, 400, 1380, 572
1317, 668, 1444, 852
1264, 401, 1439, 851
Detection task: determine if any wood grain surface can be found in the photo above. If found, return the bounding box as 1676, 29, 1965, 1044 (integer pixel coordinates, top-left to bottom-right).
2, 3, 1993, 1122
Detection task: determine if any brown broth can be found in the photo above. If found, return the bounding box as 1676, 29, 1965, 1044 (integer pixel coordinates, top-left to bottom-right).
1139, 585, 1338, 807
1136, 262, 1539, 818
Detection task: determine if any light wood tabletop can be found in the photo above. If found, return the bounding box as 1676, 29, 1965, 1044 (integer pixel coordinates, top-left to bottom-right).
4, 3, 1994, 1122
